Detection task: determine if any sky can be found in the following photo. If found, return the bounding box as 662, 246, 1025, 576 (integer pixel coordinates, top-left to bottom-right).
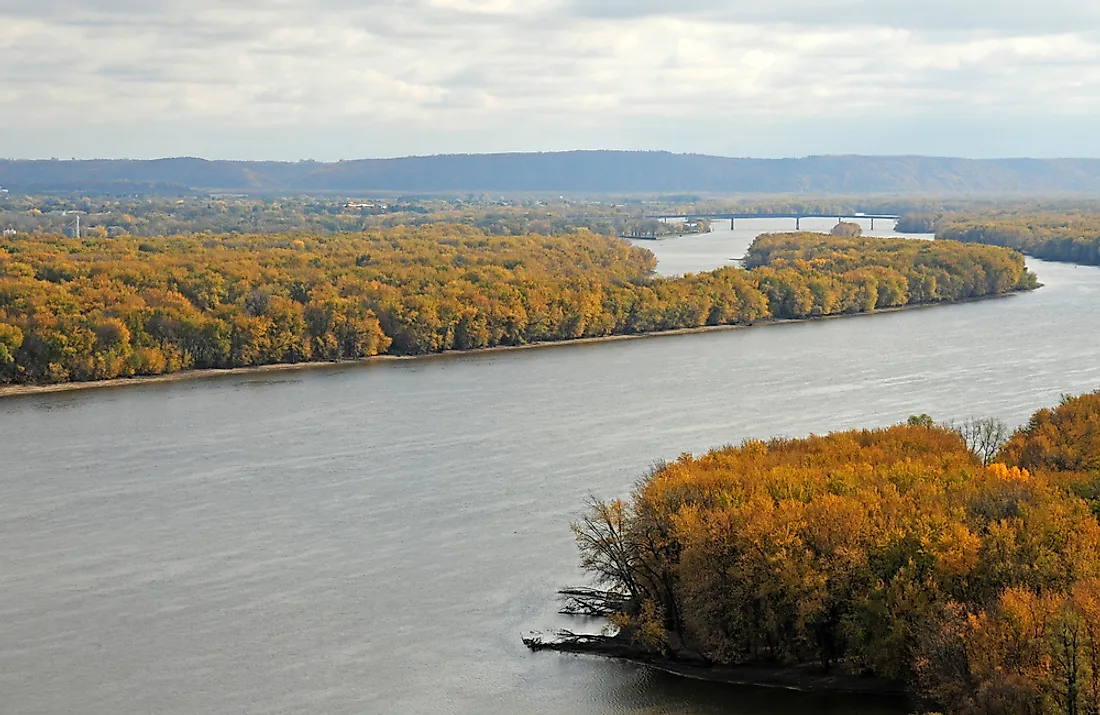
2, 0, 1100, 160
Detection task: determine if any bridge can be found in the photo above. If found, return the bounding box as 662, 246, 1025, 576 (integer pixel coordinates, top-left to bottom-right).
649, 213, 901, 231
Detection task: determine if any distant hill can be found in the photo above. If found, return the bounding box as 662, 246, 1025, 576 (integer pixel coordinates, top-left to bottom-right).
4, 151, 1100, 195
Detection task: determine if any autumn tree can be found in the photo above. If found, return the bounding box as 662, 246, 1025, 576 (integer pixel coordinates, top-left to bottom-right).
831, 221, 863, 237
565, 393, 1100, 715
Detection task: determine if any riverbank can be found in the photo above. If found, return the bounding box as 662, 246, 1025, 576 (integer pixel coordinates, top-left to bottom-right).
0, 290, 1029, 399
524, 631, 904, 696
644, 660, 906, 696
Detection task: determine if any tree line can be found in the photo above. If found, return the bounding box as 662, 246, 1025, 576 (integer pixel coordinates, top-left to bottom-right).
3, 193, 1018, 240
572, 391, 1100, 715
936, 214, 1100, 266
0, 228, 1035, 385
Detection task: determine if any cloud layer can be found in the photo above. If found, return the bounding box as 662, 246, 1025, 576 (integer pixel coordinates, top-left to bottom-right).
2, 0, 1099, 159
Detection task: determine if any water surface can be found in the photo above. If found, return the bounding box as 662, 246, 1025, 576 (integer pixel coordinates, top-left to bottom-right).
3, 225, 1098, 714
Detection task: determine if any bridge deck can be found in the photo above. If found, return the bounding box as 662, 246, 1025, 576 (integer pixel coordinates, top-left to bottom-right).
646, 213, 900, 231
649, 213, 900, 221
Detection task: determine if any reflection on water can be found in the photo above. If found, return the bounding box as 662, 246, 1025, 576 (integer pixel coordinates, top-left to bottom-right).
5, 391, 99, 414
233, 378, 303, 388
624, 666, 908, 715
2, 222, 1098, 715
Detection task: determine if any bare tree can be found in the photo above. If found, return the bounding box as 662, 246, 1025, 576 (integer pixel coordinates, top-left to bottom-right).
572, 497, 642, 608
946, 417, 1010, 465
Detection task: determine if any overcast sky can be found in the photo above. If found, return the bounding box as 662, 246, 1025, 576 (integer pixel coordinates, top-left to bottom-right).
2, 0, 1100, 160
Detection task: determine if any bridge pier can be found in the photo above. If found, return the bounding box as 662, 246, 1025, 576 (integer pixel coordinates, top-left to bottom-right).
795, 217, 800, 230
870, 218, 875, 230
730, 218, 735, 230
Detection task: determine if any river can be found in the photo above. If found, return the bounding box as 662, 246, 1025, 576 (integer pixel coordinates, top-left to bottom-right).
3, 222, 1099, 714
635, 217, 934, 276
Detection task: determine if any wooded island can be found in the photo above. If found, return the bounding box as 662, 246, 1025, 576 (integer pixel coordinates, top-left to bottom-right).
539, 391, 1100, 715
0, 229, 1035, 386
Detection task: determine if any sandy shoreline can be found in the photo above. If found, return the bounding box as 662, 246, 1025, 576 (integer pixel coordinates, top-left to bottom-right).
0, 291, 1025, 399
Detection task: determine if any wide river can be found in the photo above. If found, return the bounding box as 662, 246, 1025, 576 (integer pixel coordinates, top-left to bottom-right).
3, 220, 1099, 715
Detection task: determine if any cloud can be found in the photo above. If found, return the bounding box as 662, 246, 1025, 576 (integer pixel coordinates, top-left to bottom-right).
564, 0, 1100, 33
1, 0, 1100, 158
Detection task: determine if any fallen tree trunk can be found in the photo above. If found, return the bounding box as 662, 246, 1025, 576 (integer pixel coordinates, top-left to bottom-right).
557, 588, 631, 617
523, 630, 637, 656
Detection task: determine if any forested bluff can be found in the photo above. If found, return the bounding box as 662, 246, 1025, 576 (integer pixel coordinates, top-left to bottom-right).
0, 228, 1035, 386
548, 391, 1100, 715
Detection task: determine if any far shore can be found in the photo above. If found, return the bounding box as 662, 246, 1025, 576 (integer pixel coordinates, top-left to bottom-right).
0, 290, 1027, 399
